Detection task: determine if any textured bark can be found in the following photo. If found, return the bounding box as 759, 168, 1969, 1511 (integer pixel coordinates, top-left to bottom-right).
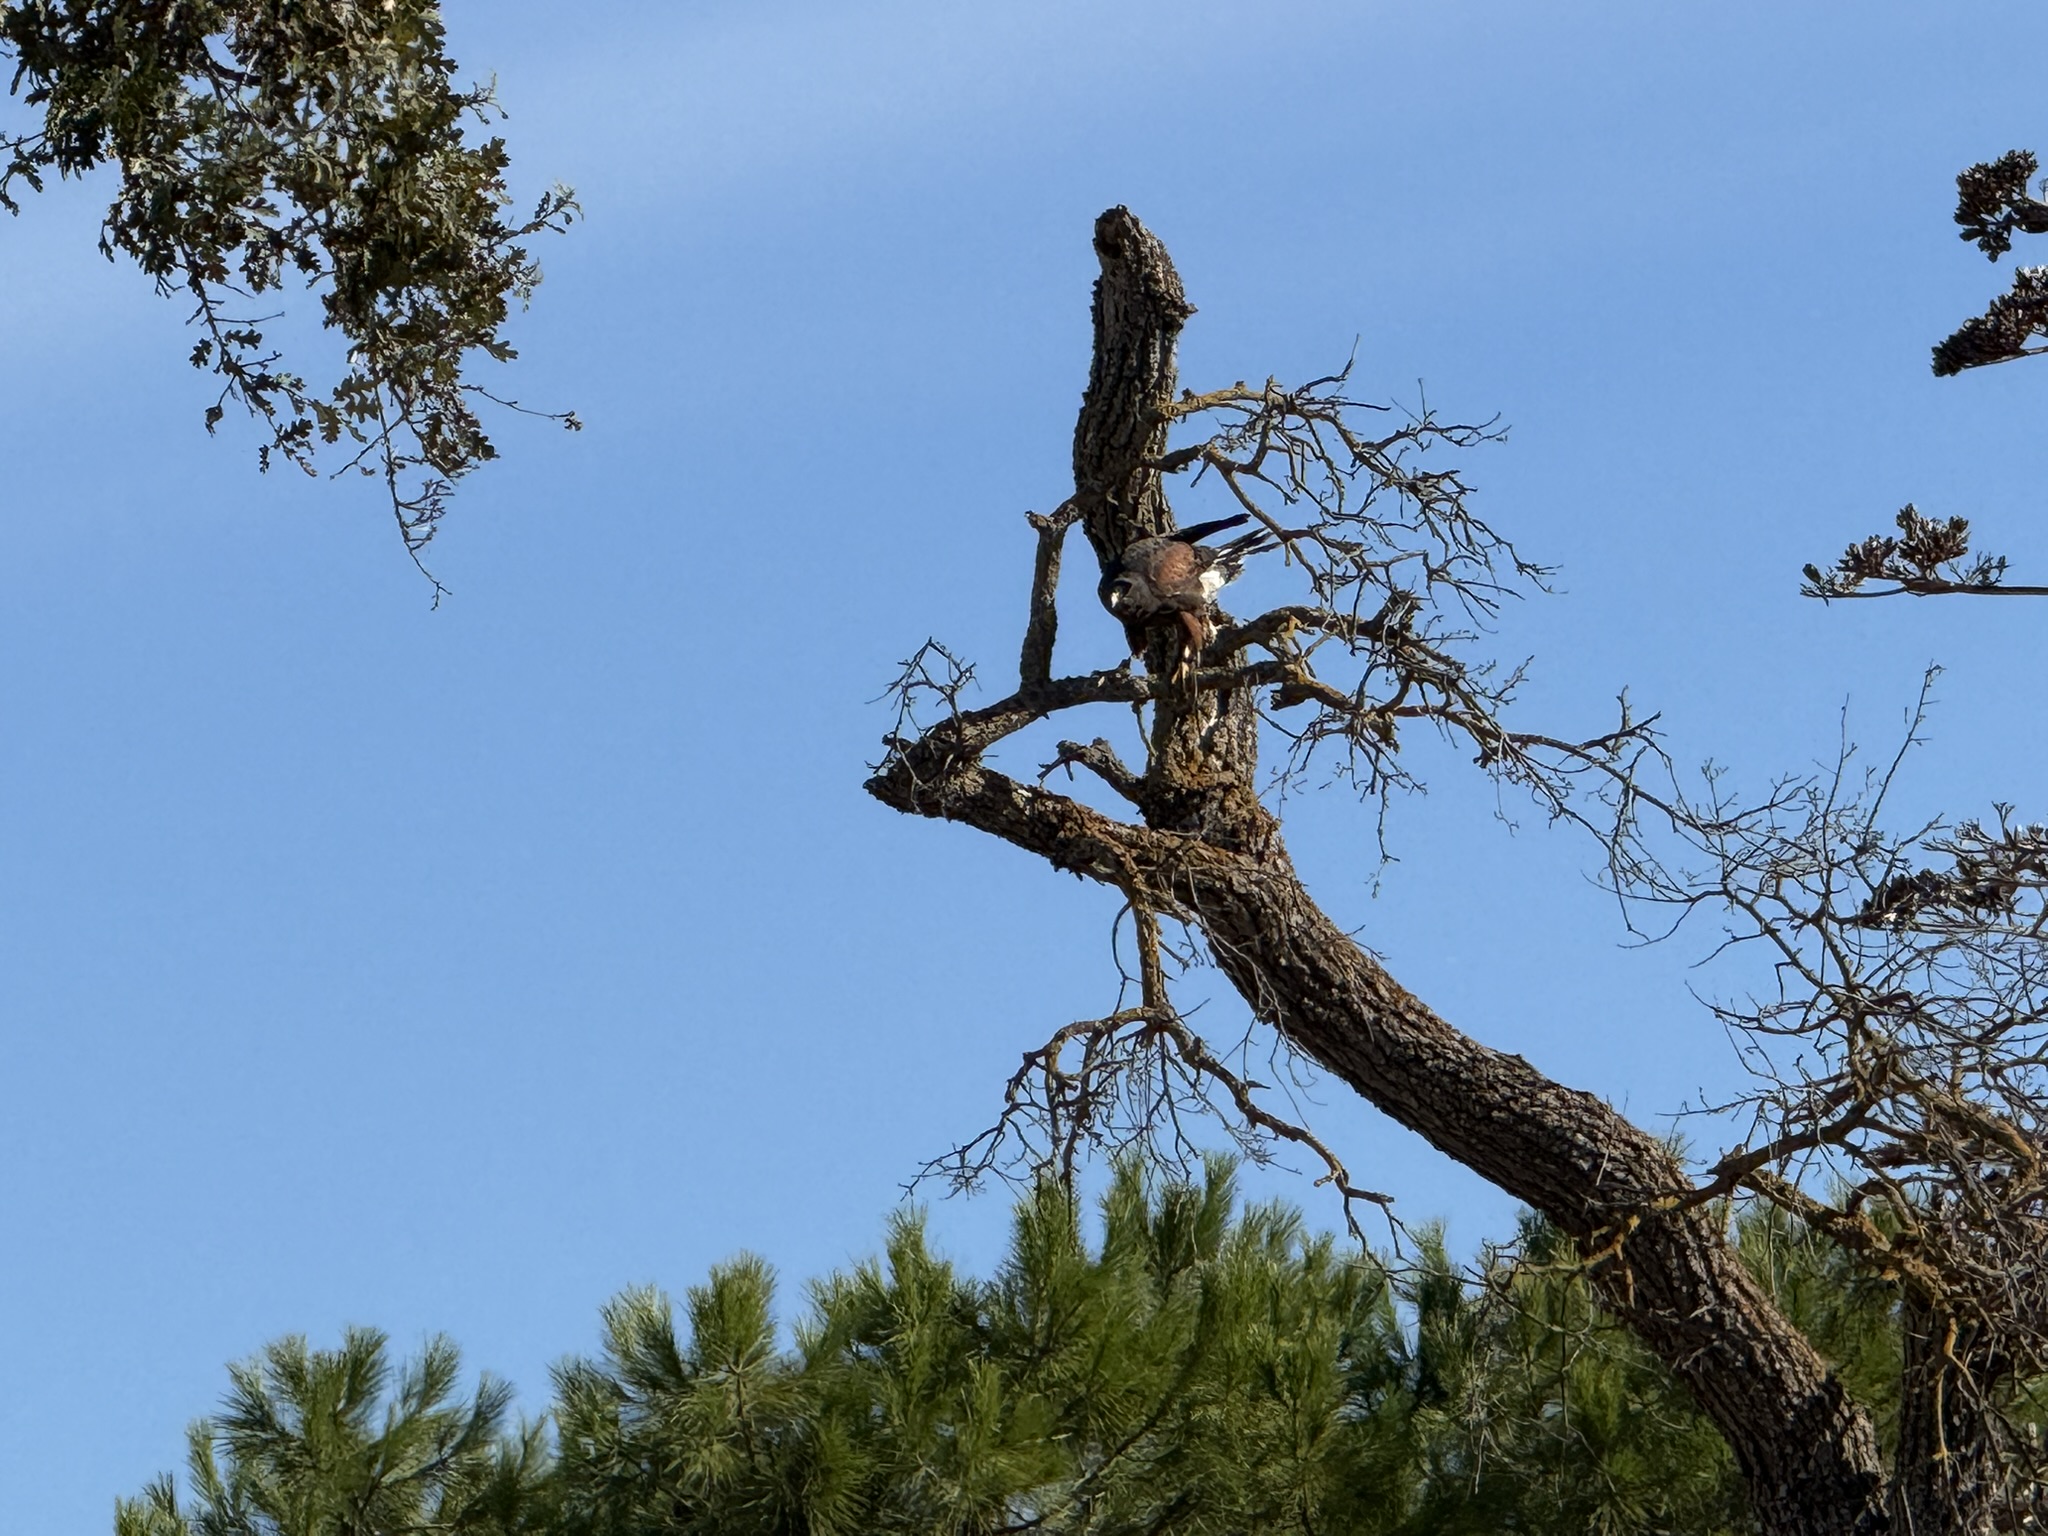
1891, 1301, 2005, 1535
1072, 207, 1190, 568
869, 208, 1900, 1534
869, 746, 1890, 1534
1173, 844, 1891, 1536
1073, 207, 1263, 836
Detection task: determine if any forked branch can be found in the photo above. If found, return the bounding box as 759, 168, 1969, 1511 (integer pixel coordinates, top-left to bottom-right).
870, 206, 1895, 1535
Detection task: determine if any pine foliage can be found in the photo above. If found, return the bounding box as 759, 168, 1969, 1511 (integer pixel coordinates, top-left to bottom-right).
125, 1167, 1912, 1535
115, 1327, 549, 1536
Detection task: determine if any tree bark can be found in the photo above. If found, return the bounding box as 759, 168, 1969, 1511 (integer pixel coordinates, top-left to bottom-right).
1891, 1300, 2005, 1535
868, 206, 1897, 1534
1173, 840, 1890, 1535
1073, 208, 1264, 836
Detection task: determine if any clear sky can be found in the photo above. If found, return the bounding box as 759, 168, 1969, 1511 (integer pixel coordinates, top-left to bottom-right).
7, 2, 2048, 1529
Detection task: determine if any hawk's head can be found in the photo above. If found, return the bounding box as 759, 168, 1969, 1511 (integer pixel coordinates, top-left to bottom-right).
1097, 569, 1149, 618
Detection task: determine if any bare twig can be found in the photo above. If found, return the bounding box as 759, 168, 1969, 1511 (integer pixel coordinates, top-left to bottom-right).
1604, 674, 2048, 1503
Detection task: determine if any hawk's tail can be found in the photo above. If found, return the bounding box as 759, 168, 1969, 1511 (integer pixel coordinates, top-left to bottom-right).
1211, 528, 1280, 580
1176, 512, 1253, 545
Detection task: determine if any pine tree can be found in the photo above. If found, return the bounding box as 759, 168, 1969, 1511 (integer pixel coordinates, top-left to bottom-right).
116, 1328, 549, 1536
130, 1171, 1926, 1535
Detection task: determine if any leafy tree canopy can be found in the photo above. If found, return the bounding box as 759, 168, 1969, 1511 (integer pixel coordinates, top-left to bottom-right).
0, 0, 575, 589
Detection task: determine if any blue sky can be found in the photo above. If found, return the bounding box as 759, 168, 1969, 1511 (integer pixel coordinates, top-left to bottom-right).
8, 1, 2048, 1528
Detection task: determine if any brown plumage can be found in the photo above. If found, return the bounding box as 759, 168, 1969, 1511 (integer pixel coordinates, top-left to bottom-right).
1098, 514, 1279, 668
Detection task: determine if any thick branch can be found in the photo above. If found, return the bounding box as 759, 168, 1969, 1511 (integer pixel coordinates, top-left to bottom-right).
1020, 503, 1080, 686
1043, 739, 1145, 805
869, 729, 1170, 891
873, 207, 1895, 1535
1206, 602, 1397, 661
1071, 207, 1192, 569
874, 728, 1885, 1530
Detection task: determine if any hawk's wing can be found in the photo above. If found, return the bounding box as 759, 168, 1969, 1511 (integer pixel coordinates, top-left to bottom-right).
1135, 539, 1208, 609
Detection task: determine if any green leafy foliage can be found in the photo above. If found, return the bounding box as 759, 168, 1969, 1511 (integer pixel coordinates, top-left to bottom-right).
126, 1170, 1918, 1535
1, 0, 575, 583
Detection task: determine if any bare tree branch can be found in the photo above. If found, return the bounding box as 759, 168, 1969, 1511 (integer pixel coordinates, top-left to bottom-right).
868, 207, 1899, 1534
1020, 502, 1082, 686
1603, 674, 2048, 1524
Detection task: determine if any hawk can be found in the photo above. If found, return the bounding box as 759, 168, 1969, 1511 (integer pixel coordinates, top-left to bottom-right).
1098, 513, 1279, 666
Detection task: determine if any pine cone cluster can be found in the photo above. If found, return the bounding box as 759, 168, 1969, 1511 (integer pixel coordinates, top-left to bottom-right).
1934, 266, 2048, 375
1954, 150, 2048, 258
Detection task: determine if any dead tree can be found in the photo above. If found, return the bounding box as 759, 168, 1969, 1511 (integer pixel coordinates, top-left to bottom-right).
867, 208, 1926, 1535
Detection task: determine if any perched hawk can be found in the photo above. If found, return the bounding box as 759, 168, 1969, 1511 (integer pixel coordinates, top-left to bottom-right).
1099, 513, 1279, 665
